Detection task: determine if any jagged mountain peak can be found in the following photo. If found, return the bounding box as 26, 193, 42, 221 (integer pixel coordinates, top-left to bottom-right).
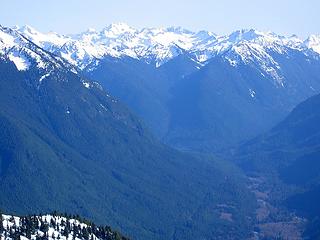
306, 34, 320, 42
12, 24, 70, 48
102, 22, 137, 38
164, 26, 194, 34
221, 29, 293, 47
228, 28, 264, 41
0, 25, 77, 75
2, 23, 320, 72
194, 30, 216, 40
104, 22, 136, 32
13, 24, 38, 34
304, 34, 320, 54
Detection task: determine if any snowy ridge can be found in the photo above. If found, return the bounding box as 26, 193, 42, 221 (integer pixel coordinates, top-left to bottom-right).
304, 35, 320, 54
13, 24, 320, 68
2, 23, 320, 81
13, 23, 216, 69
0, 25, 76, 74
0, 213, 128, 240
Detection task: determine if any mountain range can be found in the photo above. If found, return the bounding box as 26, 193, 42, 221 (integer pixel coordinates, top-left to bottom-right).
2, 23, 319, 152
10, 23, 320, 69
1, 23, 320, 239
0, 24, 256, 240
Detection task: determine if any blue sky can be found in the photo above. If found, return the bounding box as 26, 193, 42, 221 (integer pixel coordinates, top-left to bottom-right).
1, 0, 319, 37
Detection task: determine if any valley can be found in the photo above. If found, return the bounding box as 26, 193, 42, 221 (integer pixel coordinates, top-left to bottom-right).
0, 21, 320, 239
248, 176, 306, 240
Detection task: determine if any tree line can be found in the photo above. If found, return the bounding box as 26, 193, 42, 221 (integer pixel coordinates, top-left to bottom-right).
0, 210, 128, 240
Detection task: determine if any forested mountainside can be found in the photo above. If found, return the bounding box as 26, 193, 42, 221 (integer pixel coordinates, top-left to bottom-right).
0, 26, 256, 240
234, 93, 320, 239
10, 24, 320, 152
2, 22, 320, 239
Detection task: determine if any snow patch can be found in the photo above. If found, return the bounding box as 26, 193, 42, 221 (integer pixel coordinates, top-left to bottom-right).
304, 35, 320, 54
83, 82, 90, 88
39, 72, 51, 83
3, 23, 320, 84
249, 89, 256, 98
8, 52, 30, 71
1, 213, 121, 240
226, 57, 237, 66
100, 104, 108, 111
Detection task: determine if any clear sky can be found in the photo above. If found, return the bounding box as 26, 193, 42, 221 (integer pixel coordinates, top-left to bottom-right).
1, 0, 319, 38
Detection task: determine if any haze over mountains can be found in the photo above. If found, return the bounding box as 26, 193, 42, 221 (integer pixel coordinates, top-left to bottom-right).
1, 23, 320, 239
3, 23, 319, 152
0, 24, 255, 240
235, 93, 320, 238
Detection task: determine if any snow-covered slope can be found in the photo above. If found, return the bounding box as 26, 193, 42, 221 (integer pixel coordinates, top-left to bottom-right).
13, 23, 214, 69
0, 25, 76, 74
0, 213, 128, 240
192, 29, 309, 85
2, 23, 320, 80
304, 35, 320, 54
12, 23, 319, 70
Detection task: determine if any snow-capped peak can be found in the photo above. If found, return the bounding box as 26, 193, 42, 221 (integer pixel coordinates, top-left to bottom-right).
165, 26, 194, 35
0, 25, 76, 73
15, 23, 218, 69
2, 23, 320, 74
15, 25, 38, 35
304, 35, 320, 54
102, 22, 137, 37
228, 29, 265, 42
14, 25, 70, 47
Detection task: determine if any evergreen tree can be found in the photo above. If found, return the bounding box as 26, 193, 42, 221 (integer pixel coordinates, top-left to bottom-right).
63, 222, 70, 238
0, 210, 4, 232
90, 233, 94, 240
4, 229, 8, 239
61, 219, 66, 227
82, 227, 89, 240
51, 217, 56, 229
41, 223, 49, 232
35, 232, 42, 240
13, 231, 20, 240
0, 213, 128, 240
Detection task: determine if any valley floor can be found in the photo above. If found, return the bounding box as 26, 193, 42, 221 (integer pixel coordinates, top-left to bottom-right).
247, 176, 306, 240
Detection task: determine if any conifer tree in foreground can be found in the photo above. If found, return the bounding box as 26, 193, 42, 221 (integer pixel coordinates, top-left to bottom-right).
0, 212, 129, 240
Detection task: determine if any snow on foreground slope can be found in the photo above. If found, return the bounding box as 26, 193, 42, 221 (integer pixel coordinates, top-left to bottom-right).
11, 24, 320, 70
0, 213, 128, 240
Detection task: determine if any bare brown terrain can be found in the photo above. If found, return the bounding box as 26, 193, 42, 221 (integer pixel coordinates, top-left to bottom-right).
247, 177, 306, 240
